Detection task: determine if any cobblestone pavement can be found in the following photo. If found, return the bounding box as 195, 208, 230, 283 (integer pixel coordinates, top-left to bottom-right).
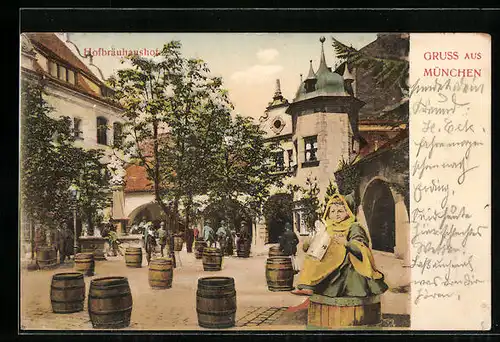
20, 247, 410, 331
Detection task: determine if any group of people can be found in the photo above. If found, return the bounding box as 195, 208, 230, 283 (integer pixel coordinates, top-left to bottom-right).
201, 220, 251, 255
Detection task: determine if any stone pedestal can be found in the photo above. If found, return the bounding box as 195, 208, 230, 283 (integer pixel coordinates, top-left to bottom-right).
112, 219, 129, 236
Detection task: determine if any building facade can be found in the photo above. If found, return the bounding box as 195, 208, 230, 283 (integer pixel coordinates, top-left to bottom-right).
20, 33, 126, 251
256, 34, 409, 262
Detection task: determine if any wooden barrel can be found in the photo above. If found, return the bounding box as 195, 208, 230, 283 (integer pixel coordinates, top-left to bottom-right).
236, 242, 251, 258
194, 239, 207, 259
125, 247, 142, 268
36, 246, 57, 269
50, 272, 85, 313
265, 257, 294, 291
93, 250, 107, 261
148, 258, 173, 289
268, 246, 287, 258
202, 247, 222, 271
88, 276, 133, 329
74, 253, 95, 276
173, 236, 184, 251
196, 277, 236, 328
307, 295, 381, 329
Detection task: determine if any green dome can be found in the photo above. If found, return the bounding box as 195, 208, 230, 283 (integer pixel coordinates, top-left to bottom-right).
315, 70, 345, 93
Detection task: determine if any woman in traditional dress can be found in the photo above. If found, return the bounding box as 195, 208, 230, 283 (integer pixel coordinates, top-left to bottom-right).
289, 192, 388, 308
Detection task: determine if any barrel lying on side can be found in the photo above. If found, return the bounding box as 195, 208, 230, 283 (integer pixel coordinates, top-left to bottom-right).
50, 272, 85, 313
36, 246, 57, 270
125, 247, 142, 268
194, 239, 207, 259
88, 276, 133, 329
196, 277, 236, 329
74, 253, 95, 276
202, 247, 222, 271
148, 258, 173, 289
265, 257, 294, 291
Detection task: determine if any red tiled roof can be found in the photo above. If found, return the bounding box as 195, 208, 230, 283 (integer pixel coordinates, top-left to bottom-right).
124, 164, 153, 192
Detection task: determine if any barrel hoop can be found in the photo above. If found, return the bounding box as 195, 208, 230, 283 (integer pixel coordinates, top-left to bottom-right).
51, 285, 85, 290
89, 292, 131, 299
51, 298, 84, 303
309, 294, 380, 306
89, 306, 133, 315
196, 292, 236, 299
149, 268, 173, 272
196, 309, 236, 316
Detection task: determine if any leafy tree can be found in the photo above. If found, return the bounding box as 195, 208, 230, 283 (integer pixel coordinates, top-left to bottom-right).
21, 80, 81, 253
21, 80, 115, 257
206, 114, 286, 225
107, 41, 233, 238
287, 177, 321, 233
75, 149, 112, 235
332, 36, 409, 94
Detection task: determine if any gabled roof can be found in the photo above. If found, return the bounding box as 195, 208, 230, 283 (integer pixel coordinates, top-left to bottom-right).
25, 33, 102, 84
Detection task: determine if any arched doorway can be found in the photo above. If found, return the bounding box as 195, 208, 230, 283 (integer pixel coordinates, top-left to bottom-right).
362, 179, 395, 253
128, 202, 167, 231
203, 199, 253, 238
263, 193, 293, 244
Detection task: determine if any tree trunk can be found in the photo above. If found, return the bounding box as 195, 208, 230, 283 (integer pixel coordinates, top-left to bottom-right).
185, 196, 193, 253
30, 219, 35, 260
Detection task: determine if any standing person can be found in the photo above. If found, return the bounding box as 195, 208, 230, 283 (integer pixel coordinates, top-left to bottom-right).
216, 220, 227, 254
203, 224, 216, 248
279, 222, 300, 273
237, 221, 250, 250
186, 226, 194, 253
194, 226, 200, 240
157, 222, 167, 257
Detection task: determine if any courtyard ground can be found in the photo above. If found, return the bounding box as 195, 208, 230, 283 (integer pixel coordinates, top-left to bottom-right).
20, 244, 410, 331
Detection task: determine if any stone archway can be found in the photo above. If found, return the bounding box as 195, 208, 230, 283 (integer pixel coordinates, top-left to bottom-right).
128, 202, 167, 230
362, 179, 396, 253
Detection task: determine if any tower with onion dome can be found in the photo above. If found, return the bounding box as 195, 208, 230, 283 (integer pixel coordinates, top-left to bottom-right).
284, 36, 365, 234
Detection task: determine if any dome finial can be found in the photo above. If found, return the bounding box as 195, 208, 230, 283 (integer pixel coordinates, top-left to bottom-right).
317, 36, 328, 74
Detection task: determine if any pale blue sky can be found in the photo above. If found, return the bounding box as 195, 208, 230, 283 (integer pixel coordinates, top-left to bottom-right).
62, 33, 377, 120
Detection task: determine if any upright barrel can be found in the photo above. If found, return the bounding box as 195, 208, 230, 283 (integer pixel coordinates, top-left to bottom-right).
173, 236, 184, 251
74, 252, 95, 276
236, 242, 251, 258
50, 272, 85, 313
125, 247, 142, 268
88, 276, 133, 329
148, 258, 173, 289
268, 246, 287, 258
36, 246, 57, 269
194, 239, 207, 259
265, 257, 294, 291
196, 277, 236, 328
202, 247, 222, 271
93, 250, 107, 261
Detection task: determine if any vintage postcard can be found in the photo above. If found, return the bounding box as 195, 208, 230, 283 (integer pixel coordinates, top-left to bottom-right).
19, 32, 490, 331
